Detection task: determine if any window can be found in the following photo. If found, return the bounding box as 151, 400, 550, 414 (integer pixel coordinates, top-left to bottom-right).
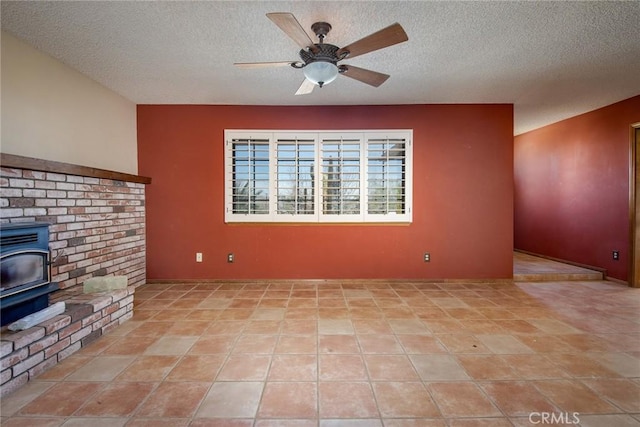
319, 133, 363, 222
228, 133, 270, 215
275, 133, 317, 221
225, 130, 412, 223
367, 136, 408, 217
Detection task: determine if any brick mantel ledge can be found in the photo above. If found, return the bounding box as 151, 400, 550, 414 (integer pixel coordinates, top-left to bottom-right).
0, 153, 151, 185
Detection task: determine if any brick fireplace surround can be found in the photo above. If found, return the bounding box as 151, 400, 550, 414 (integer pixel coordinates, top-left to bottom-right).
0, 153, 150, 396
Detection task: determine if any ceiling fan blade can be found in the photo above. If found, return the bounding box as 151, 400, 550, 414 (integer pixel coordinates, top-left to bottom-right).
337, 23, 408, 60
295, 79, 315, 96
234, 61, 297, 69
340, 65, 390, 87
267, 13, 318, 52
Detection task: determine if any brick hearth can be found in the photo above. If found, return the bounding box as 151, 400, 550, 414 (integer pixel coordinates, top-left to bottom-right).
0, 286, 135, 397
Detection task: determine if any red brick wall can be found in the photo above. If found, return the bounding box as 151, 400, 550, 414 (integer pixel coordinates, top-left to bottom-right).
0, 167, 146, 290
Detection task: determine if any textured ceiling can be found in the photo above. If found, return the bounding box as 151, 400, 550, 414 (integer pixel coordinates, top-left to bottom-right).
2, 1, 639, 135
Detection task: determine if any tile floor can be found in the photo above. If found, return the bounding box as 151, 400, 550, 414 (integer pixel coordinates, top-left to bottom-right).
1, 255, 639, 426
513, 252, 604, 281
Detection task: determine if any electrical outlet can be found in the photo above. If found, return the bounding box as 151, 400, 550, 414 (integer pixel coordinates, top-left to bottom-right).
196, 252, 203, 262
613, 250, 619, 260
227, 253, 234, 263
424, 252, 430, 262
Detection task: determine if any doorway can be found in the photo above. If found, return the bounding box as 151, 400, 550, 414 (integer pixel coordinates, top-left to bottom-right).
632, 125, 640, 287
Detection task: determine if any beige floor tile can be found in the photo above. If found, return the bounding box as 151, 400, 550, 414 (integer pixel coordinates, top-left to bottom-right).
577, 414, 640, 427
101, 335, 159, 355
409, 354, 470, 381
18, 382, 104, 416
475, 334, 534, 354
217, 354, 271, 381
126, 320, 172, 337
352, 319, 393, 334
143, 336, 198, 356
196, 381, 263, 418
319, 354, 368, 381
500, 354, 571, 379
0, 381, 56, 417
65, 356, 135, 381
382, 420, 446, 427
455, 354, 519, 380
75, 382, 155, 416
165, 355, 225, 382
258, 382, 318, 418
319, 420, 383, 427
166, 321, 211, 336
0, 417, 65, 427
126, 419, 189, 427
396, 334, 446, 354
281, 319, 317, 334
447, 418, 512, 427
357, 334, 403, 354
581, 378, 640, 412
217, 309, 254, 320
379, 306, 417, 319
60, 418, 129, 427
513, 334, 576, 353
364, 355, 420, 381
115, 355, 179, 381
205, 320, 245, 335
422, 319, 465, 334
243, 320, 282, 334
194, 420, 256, 427
268, 354, 317, 381
545, 353, 621, 378
188, 335, 237, 354
76, 333, 121, 355
435, 334, 490, 354
372, 382, 440, 418
136, 381, 209, 418
252, 308, 286, 320
528, 318, 583, 334
319, 334, 360, 353
275, 335, 317, 353
232, 334, 278, 354
318, 382, 378, 418
587, 352, 640, 377
533, 379, 618, 413
458, 319, 505, 334
428, 382, 501, 418
479, 381, 556, 416
387, 319, 430, 334
318, 319, 354, 334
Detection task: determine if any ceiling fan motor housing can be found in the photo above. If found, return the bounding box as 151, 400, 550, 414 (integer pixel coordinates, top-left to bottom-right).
299, 43, 340, 65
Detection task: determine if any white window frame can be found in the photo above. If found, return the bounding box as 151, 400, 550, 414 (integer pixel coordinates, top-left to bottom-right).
273, 132, 319, 223
224, 129, 412, 223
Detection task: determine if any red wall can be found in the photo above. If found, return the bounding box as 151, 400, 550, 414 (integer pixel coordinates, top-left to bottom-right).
137, 104, 513, 280
514, 96, 640, 282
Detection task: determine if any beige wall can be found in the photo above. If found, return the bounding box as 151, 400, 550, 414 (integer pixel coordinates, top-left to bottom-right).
1, 32, 138, 174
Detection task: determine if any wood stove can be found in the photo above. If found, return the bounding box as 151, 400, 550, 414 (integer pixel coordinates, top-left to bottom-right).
0, 222, 59, 326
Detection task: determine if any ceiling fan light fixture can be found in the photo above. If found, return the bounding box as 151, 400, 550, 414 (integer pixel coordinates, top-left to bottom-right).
238, 14, 409, 94
303, 61, 339, 87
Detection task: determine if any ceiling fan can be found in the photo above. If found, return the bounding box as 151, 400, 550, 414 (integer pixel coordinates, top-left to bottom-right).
234, 12, 409, 95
